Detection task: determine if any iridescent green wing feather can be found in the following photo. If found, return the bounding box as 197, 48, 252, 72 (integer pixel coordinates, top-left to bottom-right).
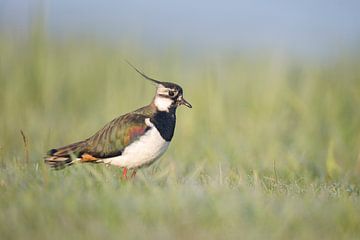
46, 104, 156, 161
84, 112, 151, 158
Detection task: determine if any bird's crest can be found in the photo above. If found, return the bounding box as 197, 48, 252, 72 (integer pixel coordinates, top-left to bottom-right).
125, 60, 163, 85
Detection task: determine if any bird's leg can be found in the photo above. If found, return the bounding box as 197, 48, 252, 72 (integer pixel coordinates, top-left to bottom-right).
130, 169, 137, 178
122, 167, 128, 180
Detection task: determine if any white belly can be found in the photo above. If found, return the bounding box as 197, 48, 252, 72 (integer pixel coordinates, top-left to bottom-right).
103, 126, 170, 169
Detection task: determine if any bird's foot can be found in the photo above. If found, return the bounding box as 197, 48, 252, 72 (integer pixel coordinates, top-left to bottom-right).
121, 167, 128, 181
130, 169, 137, 178
121, 168, 137, 181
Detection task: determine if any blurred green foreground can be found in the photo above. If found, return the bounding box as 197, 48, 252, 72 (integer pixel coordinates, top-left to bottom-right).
0, 31, 360, 239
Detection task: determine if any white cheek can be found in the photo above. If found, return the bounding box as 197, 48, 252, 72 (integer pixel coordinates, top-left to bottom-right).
154, 96, 172, 112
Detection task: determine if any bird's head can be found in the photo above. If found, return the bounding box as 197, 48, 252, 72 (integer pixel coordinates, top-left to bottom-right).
153, 82, 192, 111
127, 61, 192, 112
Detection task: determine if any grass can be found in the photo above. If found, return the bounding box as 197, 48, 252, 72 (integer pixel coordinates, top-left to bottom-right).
1, 30, 360, 239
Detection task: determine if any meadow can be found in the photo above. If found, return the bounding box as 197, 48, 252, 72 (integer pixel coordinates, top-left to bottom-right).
1, 31, 360, 239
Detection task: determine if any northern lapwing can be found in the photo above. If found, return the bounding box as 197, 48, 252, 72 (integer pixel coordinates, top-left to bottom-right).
44, 63, 192, 178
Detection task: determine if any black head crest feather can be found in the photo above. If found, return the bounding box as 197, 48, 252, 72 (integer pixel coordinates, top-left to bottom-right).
125, 60, 162, 85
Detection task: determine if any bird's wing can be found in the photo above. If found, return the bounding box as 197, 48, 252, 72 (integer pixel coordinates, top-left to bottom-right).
83, 113, 151, 158
47, 113, 151, 161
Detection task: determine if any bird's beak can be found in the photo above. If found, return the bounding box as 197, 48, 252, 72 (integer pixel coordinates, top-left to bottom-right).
179, 97, 192, 108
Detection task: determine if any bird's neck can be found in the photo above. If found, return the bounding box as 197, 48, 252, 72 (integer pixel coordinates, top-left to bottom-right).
151, 109, 176, 141
153, 96, 175, 112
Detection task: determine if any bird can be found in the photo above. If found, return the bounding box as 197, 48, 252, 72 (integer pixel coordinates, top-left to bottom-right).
44, 63, 192, 179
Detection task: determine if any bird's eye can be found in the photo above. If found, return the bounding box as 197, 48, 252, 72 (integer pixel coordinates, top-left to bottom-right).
168, 91, 175, 97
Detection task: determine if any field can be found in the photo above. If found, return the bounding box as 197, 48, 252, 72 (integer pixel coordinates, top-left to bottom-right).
1, 31, 360, 239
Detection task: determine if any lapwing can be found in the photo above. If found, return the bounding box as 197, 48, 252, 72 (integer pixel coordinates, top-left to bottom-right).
44, 63, 192, 178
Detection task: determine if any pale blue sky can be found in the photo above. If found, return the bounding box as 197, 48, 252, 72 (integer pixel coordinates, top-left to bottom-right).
1, 0, 359, 57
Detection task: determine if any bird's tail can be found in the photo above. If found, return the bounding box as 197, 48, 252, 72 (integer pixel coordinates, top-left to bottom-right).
44, 141, 87, 170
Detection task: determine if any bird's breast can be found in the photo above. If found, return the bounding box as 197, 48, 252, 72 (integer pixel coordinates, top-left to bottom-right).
151, 111, 176, 141
103, 126, 170, 169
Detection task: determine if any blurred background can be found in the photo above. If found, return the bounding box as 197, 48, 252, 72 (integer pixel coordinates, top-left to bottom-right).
2, 1, 360, 57
1, 1, 360, 239
1, 0, 360, 177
